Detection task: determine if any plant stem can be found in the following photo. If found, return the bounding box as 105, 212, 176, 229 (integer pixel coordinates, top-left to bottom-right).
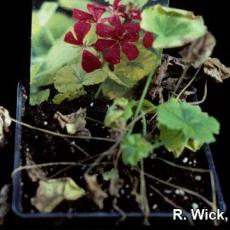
129, 66, 158, 134
174, 64, 190, 94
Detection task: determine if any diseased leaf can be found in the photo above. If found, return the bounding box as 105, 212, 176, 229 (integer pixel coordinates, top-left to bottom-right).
121, 134, 153, 166
203, 58, 230, 83
114, 48, 160, 84
0, 107, 12, 147
31, 178, 85, 213
105, 98, 135, 129
141, 5, 207, 49
85, 175, 108, 210
54, 108, 91, 137
101, 79, 133, 99
180, 32, 216, 68
157, 98, 220, 157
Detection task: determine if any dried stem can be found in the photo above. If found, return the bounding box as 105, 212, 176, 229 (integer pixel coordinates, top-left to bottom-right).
155, 157, 210, 173
11, 118, 115, 143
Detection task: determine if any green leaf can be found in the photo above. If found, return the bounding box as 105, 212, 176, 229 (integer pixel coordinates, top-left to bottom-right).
83, 24, 97, 46
31, 178, 85, 213
37, 2, 58, 27
53, 64, 107, 104
58, 0, 91, 11
101, 79, 133, 99
114, 48, 160, 84
105, 97, 135, 129
121, 134, 153, 166
102, 169, 119, 182
30, 89, 50, 106
141, 5, 207, 49
157, 98, 220, 157
120, 0, 148, 8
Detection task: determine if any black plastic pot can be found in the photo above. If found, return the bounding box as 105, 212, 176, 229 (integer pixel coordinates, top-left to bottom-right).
12, 82, 226, 225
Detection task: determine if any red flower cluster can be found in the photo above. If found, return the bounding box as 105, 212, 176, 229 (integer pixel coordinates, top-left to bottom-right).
64, 0, 154, 73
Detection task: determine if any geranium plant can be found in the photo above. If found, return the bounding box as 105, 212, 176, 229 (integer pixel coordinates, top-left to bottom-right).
4, 0, 229, 226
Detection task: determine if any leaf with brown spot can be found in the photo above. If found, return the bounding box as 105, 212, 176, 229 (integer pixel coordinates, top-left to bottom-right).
0, 107, 12, 147
203, 58, 230, 83
54, 108, 91, 137
180, 32, 216, 68
85, 174, 108, 209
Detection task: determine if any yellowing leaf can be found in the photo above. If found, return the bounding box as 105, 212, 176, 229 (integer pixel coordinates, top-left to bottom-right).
114, 48, 159, 84
101, 79, 133, 99
121, 134, 153, 166
31, 178, 85, 213
141, 5, 207, 49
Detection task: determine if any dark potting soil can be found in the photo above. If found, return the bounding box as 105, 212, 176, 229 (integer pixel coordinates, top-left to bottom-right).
19, 89, 213, 216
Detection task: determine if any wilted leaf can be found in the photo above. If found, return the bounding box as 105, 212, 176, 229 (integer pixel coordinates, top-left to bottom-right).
180, 32, 216, 68
203, 58, 230, 83
105, 98, 135, 129
0, 185, 10, 225
141, 5, 207, 49
54, 108, 91, 137
85, 174, 108, 210
25, 152, 47, 182
121, 134, 153, 166
114, 48, 160, 84
157, 98, 220, 157
31, 178, 85, 212
0, 107, 12, 147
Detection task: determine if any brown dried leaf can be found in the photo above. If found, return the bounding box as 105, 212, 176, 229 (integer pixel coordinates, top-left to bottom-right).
0, 185, 10, 225
0, 107, 12, 147
203, 58, 230, 83
180, 32, 216, 68
85, 174, 108, 210
54, 108, 91, 137
25, 151, 47, 182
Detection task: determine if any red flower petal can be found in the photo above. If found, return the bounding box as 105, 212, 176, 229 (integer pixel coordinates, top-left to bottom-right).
74, 22, 91, 44
143, 32, 154, 48
87, 3, 106, 21
95, 39, 116, 52
72, 9, 93, 21
121, 42, 139, 60
109, 15, 122, 28
104, 43, 121, 64
113, 0, 120, 10
96, 23, 114, 38
82, 50, 102, 73
64, 31, 82, 45
124, 23, 140, 34
130, 9, 141, 20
